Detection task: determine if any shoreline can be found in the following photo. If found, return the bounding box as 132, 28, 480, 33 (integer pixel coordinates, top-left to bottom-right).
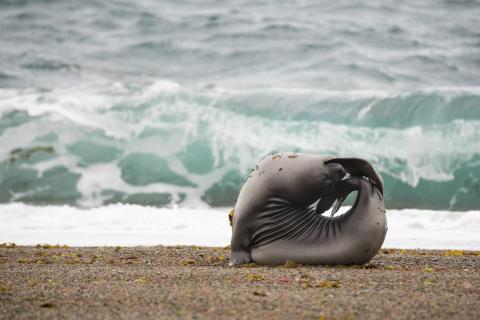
0, 246, 479, 319
1, 204, 479, 250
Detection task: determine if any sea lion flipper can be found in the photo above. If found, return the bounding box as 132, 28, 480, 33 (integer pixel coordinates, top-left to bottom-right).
330, 198, 342, 217
325, 157, 384, 195
316, 178, 353, 217
315, 193, 337, 214
229, 250, 252, 266
230, 217, 253, 265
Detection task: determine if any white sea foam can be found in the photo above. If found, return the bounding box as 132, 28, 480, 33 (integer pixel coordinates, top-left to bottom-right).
0, 203, 478, 250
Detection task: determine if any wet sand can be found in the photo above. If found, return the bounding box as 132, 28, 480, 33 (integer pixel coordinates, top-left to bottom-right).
0, 245, 479, 320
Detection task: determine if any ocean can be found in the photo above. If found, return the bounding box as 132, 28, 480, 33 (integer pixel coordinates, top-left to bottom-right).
0, 0, 479, 247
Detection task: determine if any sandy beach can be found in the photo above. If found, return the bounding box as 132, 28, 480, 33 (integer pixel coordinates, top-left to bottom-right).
0, 245, 478, 320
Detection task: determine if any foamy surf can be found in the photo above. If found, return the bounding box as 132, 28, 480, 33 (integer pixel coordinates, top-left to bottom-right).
0, 203, 478, 250
1, 81, 480, 210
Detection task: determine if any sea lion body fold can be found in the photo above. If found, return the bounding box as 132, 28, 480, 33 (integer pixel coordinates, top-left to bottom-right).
230, 153, 387, 266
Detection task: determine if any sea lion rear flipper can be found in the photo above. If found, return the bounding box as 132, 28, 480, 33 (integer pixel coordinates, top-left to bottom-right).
324, 157, 384, 195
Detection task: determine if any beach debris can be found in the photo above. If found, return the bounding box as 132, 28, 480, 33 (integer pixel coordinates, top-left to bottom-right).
272, 154, 281, 160
287, 153, 297, 159
35, 244, 68, 249
34, 258, 50, 264
423, 280, 434, 285
252, 290, 268, 297
296, 274, 313, 287
207, 255, 226, 264
444, 250, 464, 256
298, 274, 313, 280
246, 274, 265, 282
40, 302, 55, 308
284, 260, 299, 268
384, 265, 396, 270
62, 252, 82, 264
122, 256, 140, 264
0, 242, 16, 249
423, 267, 433, 273
239, 262, 258, 268
27, 279, 38, 287
228, 209, 235, 227
133, 277, 148, 284
181, 259, 195, 266
314, 280, 340, 289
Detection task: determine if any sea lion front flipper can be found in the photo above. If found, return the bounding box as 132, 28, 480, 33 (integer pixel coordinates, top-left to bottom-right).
229, 215, 253, 265
316, 172, 352, 216
330, 198, 343, 217
315, 192, 337, 214
229, 250, 252, 266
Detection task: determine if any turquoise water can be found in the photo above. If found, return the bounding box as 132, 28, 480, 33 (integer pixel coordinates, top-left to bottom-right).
0, 0, 479, 209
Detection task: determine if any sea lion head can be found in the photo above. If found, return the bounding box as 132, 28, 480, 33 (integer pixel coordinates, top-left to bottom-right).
318, 162, 347, 194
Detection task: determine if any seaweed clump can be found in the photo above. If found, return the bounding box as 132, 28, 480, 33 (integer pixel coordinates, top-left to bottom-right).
8, 146, 55, 162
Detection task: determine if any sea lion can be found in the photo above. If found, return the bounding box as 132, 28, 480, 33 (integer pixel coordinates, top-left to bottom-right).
229, 153, 387, 265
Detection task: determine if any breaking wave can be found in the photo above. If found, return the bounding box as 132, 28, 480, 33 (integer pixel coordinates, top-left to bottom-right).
1, 80, 479, 210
